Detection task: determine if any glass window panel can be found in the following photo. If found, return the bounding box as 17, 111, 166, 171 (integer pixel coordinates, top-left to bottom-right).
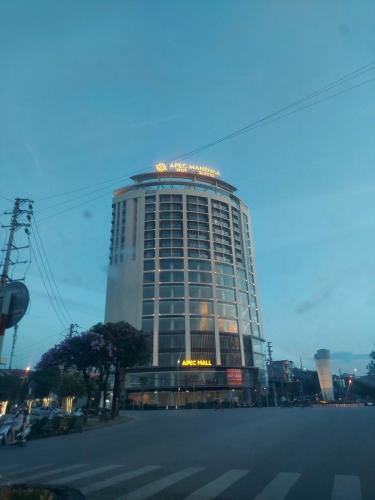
190, 301, 213, 315
142, 302, 154, 315
238, 305, 251, 321
188, 271, 212, 283
142, 318, 153, 333
143, 272, 155, 283
238, 279, 248, 291
159, 301, 184, 314
188, 249, 210, 259
216, 303, 237, 318
144, 240, 155, 249
159, 285, 184, 298
189, 285, 213, 299
238, 291, 249, 305
145, 213, 155, 221
144, 221, 155, 230
159, 316, 185, 332
143, 260, 155, 271
188, 260, 211, 271
159, 271, 184, 282
215, 263, 233, 275
216, 287, 236, 302
144, 249, 155, 258
218, 318, 238, 334
143, 286, 155, 299
190, 317, 214, 332
159, 248, 184, 257
215, 274, 234, 287
159, 259, 184, 270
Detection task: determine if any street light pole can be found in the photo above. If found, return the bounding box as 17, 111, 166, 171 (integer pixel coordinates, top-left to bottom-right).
176, 358, 180, 410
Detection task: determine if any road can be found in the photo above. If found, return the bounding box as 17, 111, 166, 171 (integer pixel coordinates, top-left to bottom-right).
0, 407, 374, 499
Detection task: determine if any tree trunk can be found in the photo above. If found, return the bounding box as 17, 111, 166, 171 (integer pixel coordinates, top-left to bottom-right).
82, 371, 91, 424
101, 372, 110, 420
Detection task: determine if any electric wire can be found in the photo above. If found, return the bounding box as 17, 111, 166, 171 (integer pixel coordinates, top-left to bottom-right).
31, 215, 73, 322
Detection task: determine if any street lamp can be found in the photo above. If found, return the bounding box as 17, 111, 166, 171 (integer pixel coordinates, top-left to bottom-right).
176, 358, 181, 410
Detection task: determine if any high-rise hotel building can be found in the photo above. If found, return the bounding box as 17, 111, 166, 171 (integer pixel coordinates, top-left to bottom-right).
105, 163, 267, 406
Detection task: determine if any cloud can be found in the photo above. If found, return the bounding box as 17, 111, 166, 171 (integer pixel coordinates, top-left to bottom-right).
330, 351, 370, 362
295, 288, 331, 314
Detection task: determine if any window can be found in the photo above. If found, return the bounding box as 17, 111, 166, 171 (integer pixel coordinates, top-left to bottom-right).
188, 240, 210, 249
238, 291, 249, 305
238, 279, 247, 291
143, 272, 155, 283
160, 230, 183, 238
142, 318, 153, 333
142, 302, 154, 315
218, 318, 238, 333
252, 337, 265, 353
160, 194, 182, 202
159, 316, 185, 332
188, 271, 212, 283
239, 320, 251, 335
160, 212, 183, 220
235, 267, 246, 279
145, 213, 155, 221
238, 305, 250, 321
159, 301, 184, 314
146, 195, 156, 202
215, 274, 234, 287
216, 303, 237, 318
188, 249, 210, 259
144, 249, 155, 258
144, 230, 155, 239
159, 259, 183, 270
189, 285, 213, 299
145, 204, 155, 213
143, 260, 155, 271
159, 334, 185, 350
159, 271, 184, 282
159, 284, 184, 298
188, 260, 211, 271
159, 239, 183, 248
144, 240, 155, 249
145, 221, 155, 230
189, 301, 213, 315
190, 317, 214, 332
160, 220, 183, 229
143, 286, 154, 299
187, 221, 209, 231
159, 248, 184, 257
216, 287, 236, 302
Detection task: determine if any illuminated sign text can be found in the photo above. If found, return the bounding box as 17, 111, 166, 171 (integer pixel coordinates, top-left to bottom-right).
181, 359, 212, 367
155, 162, 220, 179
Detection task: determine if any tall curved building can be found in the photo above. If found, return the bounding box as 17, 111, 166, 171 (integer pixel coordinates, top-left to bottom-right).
105, 163, 267, 406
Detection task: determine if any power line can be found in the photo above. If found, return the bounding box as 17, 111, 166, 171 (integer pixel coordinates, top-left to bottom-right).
30, 240, 68, 329
31, 215, 73, 322
32, 58, 375, 213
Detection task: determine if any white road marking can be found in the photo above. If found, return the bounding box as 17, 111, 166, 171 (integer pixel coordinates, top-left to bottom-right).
81, 465, 161, 495
4, 464, 53, 477
332, 475, 362, 500
12, 464, 87, 483
185, 469, 249, 499
47, 464, 122, 485
254, 472, 301, 500
117, 467, 204, 500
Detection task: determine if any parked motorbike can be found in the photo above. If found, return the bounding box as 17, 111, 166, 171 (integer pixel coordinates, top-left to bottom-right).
0, 416, 32, 447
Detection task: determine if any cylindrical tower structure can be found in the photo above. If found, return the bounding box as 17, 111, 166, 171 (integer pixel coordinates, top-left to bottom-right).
314, 349, 334, 401
105, 163, 267, 406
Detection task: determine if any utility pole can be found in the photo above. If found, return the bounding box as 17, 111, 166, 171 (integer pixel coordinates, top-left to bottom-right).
267, 341, 278, 407
0, 198, 33, 360
67, 323, 79, 338
8, 324, 18, 369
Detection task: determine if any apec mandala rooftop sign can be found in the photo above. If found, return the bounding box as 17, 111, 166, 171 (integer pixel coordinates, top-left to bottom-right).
155, 162, 220, 179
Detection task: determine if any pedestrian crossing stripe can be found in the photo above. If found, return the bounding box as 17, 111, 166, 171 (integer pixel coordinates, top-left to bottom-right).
0, 463, 366, 500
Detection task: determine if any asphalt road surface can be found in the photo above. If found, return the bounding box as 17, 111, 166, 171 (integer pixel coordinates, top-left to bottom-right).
0, 407, 374, 500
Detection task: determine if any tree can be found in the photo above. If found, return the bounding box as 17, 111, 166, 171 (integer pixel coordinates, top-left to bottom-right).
93, 322, 150, 418
367, 351, 375, 376
0, 374, 24, 403
29, 367, 61, 399
57, 372, 87, 399
38, 331, 114, 422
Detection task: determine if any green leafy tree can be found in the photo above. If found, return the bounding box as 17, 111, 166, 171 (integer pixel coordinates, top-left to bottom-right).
57, 372, 87, 399
29, 367, 61, 399
93, 322, 150, 418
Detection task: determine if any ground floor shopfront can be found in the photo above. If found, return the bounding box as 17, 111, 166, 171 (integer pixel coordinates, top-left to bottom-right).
122, 366, 265, 409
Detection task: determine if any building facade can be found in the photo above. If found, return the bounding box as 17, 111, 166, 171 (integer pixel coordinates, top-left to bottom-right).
105, 163, 267, 407
314, 349, 334, 401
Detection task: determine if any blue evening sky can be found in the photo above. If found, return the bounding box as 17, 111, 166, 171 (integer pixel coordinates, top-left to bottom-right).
0, 0, 374, 374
